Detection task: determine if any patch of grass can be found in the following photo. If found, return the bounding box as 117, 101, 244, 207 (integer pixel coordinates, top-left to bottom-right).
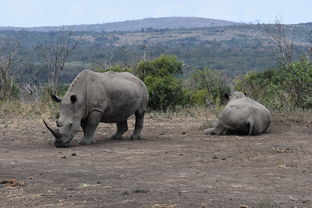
146, 105, 219, 119
256, 197, 273, 208
272, 109, 312, 125
0, 99, 58, 119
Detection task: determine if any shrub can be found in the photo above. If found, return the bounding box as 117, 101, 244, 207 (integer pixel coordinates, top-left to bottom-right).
136, 54, 186, 111
187, 68, 230, 106
234, 58, 312, 110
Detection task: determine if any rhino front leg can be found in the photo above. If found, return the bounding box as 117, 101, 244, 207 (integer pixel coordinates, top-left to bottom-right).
80, 111, 102, 145
204, 122, 226, 135
111, 120, 128, 139
130, 111, 145, 140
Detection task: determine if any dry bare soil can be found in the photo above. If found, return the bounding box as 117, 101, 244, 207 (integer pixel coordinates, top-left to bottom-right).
0, 117, 312, 208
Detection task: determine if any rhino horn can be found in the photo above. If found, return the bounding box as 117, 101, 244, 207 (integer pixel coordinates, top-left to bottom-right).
43, 119, 62, 138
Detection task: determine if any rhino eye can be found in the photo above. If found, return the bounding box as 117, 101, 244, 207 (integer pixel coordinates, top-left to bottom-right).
70, 95, 77, 104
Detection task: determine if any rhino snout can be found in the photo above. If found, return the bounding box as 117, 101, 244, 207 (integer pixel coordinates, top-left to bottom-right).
54, 139, 71, 148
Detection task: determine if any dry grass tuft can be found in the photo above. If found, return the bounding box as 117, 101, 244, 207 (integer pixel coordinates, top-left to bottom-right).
0, 100, 58, 119
272, 109, 312, 125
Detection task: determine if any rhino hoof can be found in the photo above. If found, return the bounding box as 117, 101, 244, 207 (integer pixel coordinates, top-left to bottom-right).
204, 128, 215, 135
130, 135, 140, 140
110, 134, 123, 140
79, 138, 96, 145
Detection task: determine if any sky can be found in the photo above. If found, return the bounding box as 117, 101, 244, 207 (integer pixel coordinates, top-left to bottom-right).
0, 0, 311, 27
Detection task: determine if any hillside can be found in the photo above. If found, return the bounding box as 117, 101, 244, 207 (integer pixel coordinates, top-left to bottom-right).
0, 17, 241, 32
0, 17, 310, 84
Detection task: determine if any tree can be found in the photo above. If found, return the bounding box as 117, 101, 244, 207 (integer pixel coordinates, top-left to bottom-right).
0, 41, 20, 99
305, 30, 312, 63
188, 68, 230, 105
135, 54, 182, 80
136, 54, 185, 110
39, 27, 79, 95
264, 17, 293, 67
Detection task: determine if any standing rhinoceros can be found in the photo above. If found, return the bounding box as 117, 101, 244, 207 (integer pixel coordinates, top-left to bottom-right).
43, 69, 149, 148
204, 91, 271, 135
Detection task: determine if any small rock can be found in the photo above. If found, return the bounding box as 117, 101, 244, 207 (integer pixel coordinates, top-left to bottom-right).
0, 179, 26, 187
122, 191, 129, 196
212, 156, 218, 159
289, 196, 299, 201
178, 153, 184, 156
152, 204, 164, 208
181, 132, 186, 134
133, 189, 149, 193
240, 205, 251, 208
302, 199, 311, 204
61, 156, 66, 159
104, 149, 111, 153
151, 204, 176, 208
71, 153, 76, 156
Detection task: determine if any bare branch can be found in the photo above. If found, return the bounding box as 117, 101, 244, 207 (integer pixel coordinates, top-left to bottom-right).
39, 26, 79, 94
264, 17, 293, 67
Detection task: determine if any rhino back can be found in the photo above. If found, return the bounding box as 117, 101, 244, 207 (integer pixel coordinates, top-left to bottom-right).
86, 71, 148, 123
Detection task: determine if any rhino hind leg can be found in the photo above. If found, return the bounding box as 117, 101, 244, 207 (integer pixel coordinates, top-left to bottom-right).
130, 111, 145, 140
80, 111, 102, 145
111, 120, 128, 140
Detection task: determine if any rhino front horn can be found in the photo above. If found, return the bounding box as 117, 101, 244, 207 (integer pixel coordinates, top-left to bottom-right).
43, 119, 62, 138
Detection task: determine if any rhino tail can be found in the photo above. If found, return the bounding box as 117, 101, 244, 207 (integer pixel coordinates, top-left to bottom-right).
248, 117, 254, 135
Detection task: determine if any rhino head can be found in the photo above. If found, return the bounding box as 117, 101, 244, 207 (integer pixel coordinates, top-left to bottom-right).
43, 94, 83, 148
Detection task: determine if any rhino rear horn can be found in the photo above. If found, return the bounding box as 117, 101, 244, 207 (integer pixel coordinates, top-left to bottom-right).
43, 119, 62, 138
51, 94, 62, 103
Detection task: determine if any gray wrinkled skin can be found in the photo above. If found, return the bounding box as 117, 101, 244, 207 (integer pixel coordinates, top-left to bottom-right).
44, 69, 149, 148
204, 91, 271, 136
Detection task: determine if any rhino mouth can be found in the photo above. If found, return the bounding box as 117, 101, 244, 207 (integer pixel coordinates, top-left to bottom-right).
43, 119, 74, 148
54, 140, 70, 148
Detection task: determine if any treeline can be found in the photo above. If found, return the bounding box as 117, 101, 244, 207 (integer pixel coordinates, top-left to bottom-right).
1, 23, 312, 86
1, 20, 312, 113
1, 52, 312, 113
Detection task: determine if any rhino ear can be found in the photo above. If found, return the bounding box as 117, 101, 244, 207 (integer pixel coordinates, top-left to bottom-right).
70, 95, 77, 104
51, 94, 62, 103
224, 93, 229, 100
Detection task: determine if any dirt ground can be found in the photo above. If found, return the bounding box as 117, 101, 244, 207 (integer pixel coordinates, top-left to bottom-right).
0, 116, 312, 208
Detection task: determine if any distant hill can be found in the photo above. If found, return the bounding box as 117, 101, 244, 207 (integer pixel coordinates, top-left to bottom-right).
0, 17, 242, 32
0, 17, 311, 84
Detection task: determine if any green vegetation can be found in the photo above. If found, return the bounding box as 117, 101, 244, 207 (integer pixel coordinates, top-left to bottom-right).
4, 23, 312, 85
136, 55, 187, 111
187, 68, 230, 105
1, 21, 312, 118
234, 58, 312, 110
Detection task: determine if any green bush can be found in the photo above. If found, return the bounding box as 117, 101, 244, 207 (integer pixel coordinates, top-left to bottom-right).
136, 54, 186, 111
0, 77, 19, 100
186, 89, 208, 106
136, 54, 182, 79
145, 75, 187, 110
187, 68, 230, 106
95, 65, 131, 73
234, 58, 312, 110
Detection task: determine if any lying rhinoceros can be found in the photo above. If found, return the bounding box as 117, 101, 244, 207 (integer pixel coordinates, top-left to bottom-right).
204, 91, 271, 135
43, 69, 149, 148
